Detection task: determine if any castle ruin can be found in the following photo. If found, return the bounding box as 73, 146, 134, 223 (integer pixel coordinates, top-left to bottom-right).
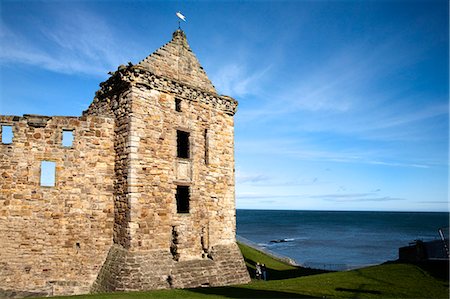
0, 29, 250, 297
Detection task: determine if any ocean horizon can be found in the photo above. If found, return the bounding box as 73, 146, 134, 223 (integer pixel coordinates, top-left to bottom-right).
236, 209, 449, 270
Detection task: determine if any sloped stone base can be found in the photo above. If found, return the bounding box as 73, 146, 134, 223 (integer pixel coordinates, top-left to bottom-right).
92, 242, 250, 293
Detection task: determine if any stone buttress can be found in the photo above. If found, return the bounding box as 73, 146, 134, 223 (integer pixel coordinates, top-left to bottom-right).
85, 29, 250, 291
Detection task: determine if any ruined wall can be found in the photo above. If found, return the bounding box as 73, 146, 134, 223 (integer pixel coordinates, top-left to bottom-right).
0, 115, 115, 297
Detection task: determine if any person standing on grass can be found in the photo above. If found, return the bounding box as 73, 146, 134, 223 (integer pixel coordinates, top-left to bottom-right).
255, 262, 262, 280
261, 264, 267, 280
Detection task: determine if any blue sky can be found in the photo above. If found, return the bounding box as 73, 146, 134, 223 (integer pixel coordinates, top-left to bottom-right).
1, 0, 448, 212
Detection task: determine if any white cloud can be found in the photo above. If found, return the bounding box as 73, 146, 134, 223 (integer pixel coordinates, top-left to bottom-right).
237, 137, 437, 169
317, 194, 406, 203
0, 8, 132, 77
212, 63, 272, 97
235, 34, 448, 144
236, 171, 270, 184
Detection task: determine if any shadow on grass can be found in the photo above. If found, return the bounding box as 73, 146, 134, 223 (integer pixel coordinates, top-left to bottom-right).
186, 286, 317, 298
243, 256, 329, 281
388, 260, 449, 282
335, 287, 381, 295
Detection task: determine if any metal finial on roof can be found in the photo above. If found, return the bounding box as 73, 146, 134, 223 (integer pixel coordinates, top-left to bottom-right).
176, 11, 186, 29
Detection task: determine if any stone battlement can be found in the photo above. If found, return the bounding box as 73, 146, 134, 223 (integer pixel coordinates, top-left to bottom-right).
85, 65, 238, 118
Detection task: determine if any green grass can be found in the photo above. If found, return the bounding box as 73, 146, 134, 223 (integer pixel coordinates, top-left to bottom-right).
41, 242, 449, 299
239, 263, 449, 298
238, 242, 328, 280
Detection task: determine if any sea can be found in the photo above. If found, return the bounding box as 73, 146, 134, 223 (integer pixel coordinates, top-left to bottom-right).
236, 210, 449, 271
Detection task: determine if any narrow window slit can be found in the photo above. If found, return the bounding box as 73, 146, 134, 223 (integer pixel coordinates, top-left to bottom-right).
204, 129, 209, 165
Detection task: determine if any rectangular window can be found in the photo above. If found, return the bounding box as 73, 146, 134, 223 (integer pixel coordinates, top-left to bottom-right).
40, 161, 56, 187
175, 98, 182, 112
176, 185, 190, 213
62, 130, 74, 147
1, 125, 13, 144
177, 130, 190, 159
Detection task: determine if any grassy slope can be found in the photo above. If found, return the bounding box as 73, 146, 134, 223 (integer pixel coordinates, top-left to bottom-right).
238, 242, 328, 280
237, 242, 449, 298
45, 242, 449, 299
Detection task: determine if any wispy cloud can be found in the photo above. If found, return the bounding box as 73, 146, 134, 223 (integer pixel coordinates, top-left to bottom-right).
366, 160, 430, 169
236, 192, 406, 203
237, 172, 321, 187
237, 193, 300, 200
212, 63, 272, 97
0, 8, 132, 77
234, 34, 448, 145
236, 171, 270, 184
237, 137, 437, 169
318, 194, 406, 203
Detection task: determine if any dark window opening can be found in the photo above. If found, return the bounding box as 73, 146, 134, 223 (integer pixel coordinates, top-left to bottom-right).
176, 185, 190, 213
175, 98, 182, 112
177, 130, 190, 159
1, 125, 13, 144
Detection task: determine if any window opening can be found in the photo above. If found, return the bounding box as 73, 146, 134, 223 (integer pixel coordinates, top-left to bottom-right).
40, 161, 56, 187
1, 125, 13, 144
176, 185, 190, 213
204, 129, 209, 164
177, 130, 190, 159
175, 98, 182, 112
62, 130, 74, 147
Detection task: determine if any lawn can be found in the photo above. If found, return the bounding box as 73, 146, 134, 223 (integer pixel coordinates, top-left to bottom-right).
43, 242, 449, 299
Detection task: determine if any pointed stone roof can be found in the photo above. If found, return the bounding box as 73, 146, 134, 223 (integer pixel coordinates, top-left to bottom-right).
137, 30, 217, 94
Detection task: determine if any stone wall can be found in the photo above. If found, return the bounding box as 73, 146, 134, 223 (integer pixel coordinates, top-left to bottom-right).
0, 115, 115, 297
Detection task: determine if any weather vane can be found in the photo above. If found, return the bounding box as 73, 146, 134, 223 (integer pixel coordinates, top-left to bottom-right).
176, 11, 186, 29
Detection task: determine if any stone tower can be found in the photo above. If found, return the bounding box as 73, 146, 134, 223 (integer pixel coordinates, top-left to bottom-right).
85, 29, 250, 291
0, 29, 249, 297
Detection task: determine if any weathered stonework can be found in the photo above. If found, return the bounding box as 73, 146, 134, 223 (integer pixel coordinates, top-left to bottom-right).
0, 29, 250, 297
0, 115, 115, 297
